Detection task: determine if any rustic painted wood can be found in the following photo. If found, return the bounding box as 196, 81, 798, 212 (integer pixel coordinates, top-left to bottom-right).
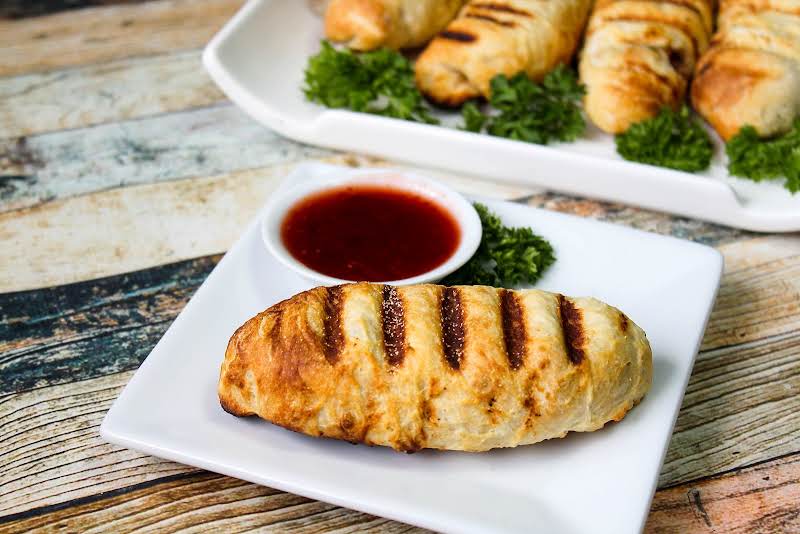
0, 471, 425, 534
1, 1, 150, 20
0, 166, 274, 293
0, 105, 329, 213
701, 235, 800, 350
0, 0, 243, 77
1, 360, 796, 532
0, 359, 794, 533
3, 449, 798, 534
0, 372, 197, 517
0, 50, 224, 139
0, 256, 219, 395
660, 330, 800, 487
647, 453, 800, 533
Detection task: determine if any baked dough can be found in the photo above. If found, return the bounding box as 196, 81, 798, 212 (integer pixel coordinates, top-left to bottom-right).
691, 0, 800, 140
579, 0, 715, 133
324, 0, 467, 50
219, 283, 652, 452
414, 0, 593, 106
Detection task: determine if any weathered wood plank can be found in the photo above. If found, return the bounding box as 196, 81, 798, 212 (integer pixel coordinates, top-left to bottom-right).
0, 157, 534, 293
660, 330, 800, 487
647, 453, 800, 533
0, 372, 197, 517
0, 470, 425, 533
0, 105, 329, 214
1, 1, 149, 20
0, 256, 218, 395
1, 359, 796, 534
4, 449, 799, 534
0, 0, 243, 77
0, 50, 224, 139
701, 235, 800, 351
0, 166, 276, 293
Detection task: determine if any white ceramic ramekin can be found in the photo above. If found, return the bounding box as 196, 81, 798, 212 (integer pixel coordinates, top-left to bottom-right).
261, 164, 482, 286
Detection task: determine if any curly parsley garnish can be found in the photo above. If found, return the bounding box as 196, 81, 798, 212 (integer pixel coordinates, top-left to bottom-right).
303, 41, 438, 124
615, 106, 713, 172
462, 66, 586, 144
443, 203, 555, 288
726, 120, 800, 194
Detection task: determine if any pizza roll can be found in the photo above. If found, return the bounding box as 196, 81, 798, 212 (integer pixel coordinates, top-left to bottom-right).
691, 0, 800, 140
324, 0, 467, 50
414, 0, 593, 106
219, 283, 652, 452
579, 0, 714, 133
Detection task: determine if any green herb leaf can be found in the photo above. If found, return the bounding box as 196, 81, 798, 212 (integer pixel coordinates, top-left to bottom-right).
726, 120, 800, 194
442, 203, 556, 288
615, 106, 713, 172
461, 101, 487, 133
463, 66, 586, 144
303, 41, 438, 124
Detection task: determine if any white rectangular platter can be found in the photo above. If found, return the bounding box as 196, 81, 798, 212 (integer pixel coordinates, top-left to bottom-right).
102, 163, 724, 534
202, 0, 800, 233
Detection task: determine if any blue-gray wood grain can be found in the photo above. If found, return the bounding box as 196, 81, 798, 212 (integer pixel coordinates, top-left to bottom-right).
0, 255, 219, 395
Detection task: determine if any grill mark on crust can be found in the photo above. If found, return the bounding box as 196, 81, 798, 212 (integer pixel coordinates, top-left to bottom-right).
644, 0, 706, 28
381, 285, 406, 366
609, 58, 685, 103
619, 312, 629, 334
667, 0, 712, 28
597, 0, 709, 32
265, 307, 285, 354
441, 287, 465, 370
737, 0, 800, 17
557, 295, 586, 365
598, 15, 701, 57
322, 286, 345, 363
500, 289, 526, 370
465, 12, 516, 27
439, 30, 477, 42
470, 2, 532, 17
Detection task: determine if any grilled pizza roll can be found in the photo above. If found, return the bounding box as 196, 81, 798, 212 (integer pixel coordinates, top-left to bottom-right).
219, 283, 652, 452
324, 0, 467, 50
579, 0, 715, 133
414, 0, 593, 106
691, 0, 800, 140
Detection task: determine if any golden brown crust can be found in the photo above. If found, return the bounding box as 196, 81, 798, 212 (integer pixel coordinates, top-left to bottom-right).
414, 0, 594, 106
218, 283, 653, 452
324, 0, 467, 51
579, 0, 715, 133
691, 0, 800, 139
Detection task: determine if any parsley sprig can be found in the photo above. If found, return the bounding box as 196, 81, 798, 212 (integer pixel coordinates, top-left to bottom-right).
443, 203, 555, 288
462, 66, 586, 144
303, 41, 438, 124
615, 106, 713, 172
726, 120, 800, 194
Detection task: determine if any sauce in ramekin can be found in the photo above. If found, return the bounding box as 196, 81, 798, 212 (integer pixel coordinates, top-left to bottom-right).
281, 185, 461, 282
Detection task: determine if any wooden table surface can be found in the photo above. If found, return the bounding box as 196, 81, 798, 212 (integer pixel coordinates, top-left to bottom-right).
1, 1, 799, 532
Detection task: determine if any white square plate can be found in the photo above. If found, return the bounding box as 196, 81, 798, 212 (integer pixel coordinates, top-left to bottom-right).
201, 0, 800, 232
102, 163, 723, 534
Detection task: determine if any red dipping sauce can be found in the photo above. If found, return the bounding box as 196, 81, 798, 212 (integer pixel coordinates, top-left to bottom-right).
281, 185, 461, 282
